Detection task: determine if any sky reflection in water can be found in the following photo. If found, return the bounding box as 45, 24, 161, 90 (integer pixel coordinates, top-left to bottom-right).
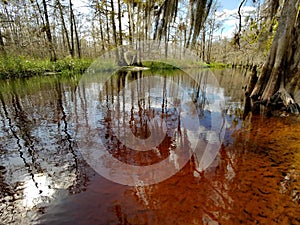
0, 68, 299, 224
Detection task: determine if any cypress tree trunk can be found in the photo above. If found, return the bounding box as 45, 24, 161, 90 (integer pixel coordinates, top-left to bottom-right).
249, 0, 300, 114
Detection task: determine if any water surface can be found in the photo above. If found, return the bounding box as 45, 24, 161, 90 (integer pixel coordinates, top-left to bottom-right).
0, 68, 299, 224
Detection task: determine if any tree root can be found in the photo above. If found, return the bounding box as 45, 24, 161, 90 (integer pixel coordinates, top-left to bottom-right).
255, 88, 300, 115
271, 88, 294, 106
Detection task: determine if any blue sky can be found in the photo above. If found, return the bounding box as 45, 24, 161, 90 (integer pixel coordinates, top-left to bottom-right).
220, 0, 241, 10
215, 0, 256, 38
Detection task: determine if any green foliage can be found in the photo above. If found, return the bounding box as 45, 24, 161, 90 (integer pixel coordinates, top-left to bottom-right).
142, 61, 179, 70
207, 62, 228, 69
265, 19, 278, 52
0, 56, 92, 79
142, 60, 207, 70
88, 58, 117, 73
243, 18, 278, 56
0, 72, 83, 97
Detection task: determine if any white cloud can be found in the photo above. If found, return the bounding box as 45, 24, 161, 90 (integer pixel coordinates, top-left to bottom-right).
215, 6, 256, 38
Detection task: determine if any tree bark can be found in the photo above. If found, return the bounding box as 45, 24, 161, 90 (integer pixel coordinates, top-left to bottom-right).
117, 0, 123, 46
117, 0, 125, 64
104, 1, 111, 51
110, 0, 125, 65
250, 0, 300, 114
57, 0, 72, 56
0, 28, 6, 56
185, 0, 195, 48
144, 1, 152, 42
99, 13, 105, 52
42, 0, 57, 61
69, 0, 75, 58
110, 0, 118, 48
153, 0, 178, 41
126, 1, 134, 45
71, 7, 81, 59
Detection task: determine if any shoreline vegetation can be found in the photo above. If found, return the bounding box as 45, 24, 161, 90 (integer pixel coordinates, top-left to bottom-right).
0, 56, 93, 79
0, 57, 249, 80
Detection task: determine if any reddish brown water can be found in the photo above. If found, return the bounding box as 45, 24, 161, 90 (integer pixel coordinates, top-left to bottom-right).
0, 69, 299, 224
38, 115, 300, 225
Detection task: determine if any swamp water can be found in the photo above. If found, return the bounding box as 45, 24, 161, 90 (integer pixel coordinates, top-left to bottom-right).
0, 68, 299, 225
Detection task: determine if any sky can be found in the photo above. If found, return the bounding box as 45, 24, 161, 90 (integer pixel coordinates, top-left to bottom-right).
220, 0, 241, 10
216, 0, 256, 38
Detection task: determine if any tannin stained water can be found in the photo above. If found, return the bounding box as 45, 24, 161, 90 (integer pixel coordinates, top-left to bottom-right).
0, 69, 299, 225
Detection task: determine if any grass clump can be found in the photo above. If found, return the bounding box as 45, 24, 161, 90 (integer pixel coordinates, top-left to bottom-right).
0, 56, 92, 79
142, 61, 178, 70
207, 62, 228, 69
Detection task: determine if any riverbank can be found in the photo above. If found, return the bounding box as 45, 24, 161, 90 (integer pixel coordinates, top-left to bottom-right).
0, 56, 93, 79
0, 56, 254, 80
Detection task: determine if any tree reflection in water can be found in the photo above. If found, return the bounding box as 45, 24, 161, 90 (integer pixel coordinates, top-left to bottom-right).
76, 68, 225, 186
0, 69, 299, 225
0, 77, 91, 224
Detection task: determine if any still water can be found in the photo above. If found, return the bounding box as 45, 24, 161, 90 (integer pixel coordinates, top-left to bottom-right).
0, 68, 299, 225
